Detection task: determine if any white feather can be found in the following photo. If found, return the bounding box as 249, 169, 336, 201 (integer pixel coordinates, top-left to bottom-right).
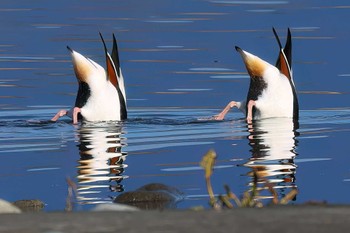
118, 69, 127, 103
254, 65, 294, 119
81, 81, 121, 121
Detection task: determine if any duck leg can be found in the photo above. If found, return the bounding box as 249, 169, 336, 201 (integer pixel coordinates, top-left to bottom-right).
72, 107, 81, 124
51, 110, 68, 122
51, 107, 81, 124
214, 101, 239, 120
246, 100, 256, 123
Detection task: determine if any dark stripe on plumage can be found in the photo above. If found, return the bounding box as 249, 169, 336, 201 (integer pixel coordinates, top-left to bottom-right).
75, 82, 91, 108
111, 36, 128, 120
74, 81, 91, 120
99, 32, 127, 120
281, 29, 298, 122
273, 27, 299, 123
284, 28, 292, 68
111, 34, 126, 120
117, 86, 127, 120
112, 34, 121, 78
245, 76, 267, 118
290, 80, 299, 121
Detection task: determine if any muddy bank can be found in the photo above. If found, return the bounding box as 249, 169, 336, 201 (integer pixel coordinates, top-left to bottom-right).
0, 205, 349, 233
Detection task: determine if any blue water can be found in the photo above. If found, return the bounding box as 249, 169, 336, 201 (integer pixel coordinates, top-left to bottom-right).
1, 0, 350, 211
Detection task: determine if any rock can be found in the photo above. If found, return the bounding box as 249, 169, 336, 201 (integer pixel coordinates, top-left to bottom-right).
0, 199, 21, 214
13, 199, 45, 212
92, 203, 140, 212
114, 183, 183, 210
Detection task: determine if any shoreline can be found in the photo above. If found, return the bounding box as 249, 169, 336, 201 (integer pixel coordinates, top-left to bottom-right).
0, 205, 349, 233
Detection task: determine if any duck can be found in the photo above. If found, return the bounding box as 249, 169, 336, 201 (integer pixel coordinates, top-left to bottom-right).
214, 28, 298, 123
51, 33, 127, 124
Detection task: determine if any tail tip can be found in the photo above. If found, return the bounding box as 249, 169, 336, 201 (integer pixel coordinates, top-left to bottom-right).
66, 46, 73, 53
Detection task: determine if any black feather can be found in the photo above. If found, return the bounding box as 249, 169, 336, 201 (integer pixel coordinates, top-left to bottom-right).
246, 77, 267, 118
74, 81, 91, 120
112, 34, 121, 77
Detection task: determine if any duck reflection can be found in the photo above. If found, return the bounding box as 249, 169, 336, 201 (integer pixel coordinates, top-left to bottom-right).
243, 118, 299, 200
76, 122, 128, 205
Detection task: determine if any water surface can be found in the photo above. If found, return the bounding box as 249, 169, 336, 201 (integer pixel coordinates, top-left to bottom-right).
1, 0, 350, 211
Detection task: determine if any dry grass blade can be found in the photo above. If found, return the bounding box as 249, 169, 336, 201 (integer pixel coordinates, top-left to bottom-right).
200, 149, 217, 200
252, 171, 259, 197
246, 171, 259, 207
65, 176, 78, 212
219, 195, 234, 208
224, 185, 241, 207
280, 189, 298, 204
200, 149, 217, 179
209, 197, 221, 210
241, 171, 264, 207
241, 191, 253, 207
265, 182, 279, 204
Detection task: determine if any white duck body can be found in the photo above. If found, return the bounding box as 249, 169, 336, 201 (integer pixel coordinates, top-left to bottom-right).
70, 49, 122, 122
236, 48, 294, 120
253, 63, 294, 119
80, 80, 121, 122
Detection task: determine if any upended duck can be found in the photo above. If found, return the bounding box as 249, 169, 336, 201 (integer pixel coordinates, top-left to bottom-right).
214, 28, 298, 123
51, 33, 127, 124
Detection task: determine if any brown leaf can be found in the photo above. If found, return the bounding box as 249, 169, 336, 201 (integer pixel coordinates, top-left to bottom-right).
280, 189, 298, 204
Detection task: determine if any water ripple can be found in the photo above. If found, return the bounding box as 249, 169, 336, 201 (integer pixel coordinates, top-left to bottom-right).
211, 0, 289, 5
76, 123, 128, 205
1, 106, 349, 208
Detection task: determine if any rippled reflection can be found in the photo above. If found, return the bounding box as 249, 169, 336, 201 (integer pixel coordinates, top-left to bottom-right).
76, 122, 128, 205
243, 118, 298, 200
